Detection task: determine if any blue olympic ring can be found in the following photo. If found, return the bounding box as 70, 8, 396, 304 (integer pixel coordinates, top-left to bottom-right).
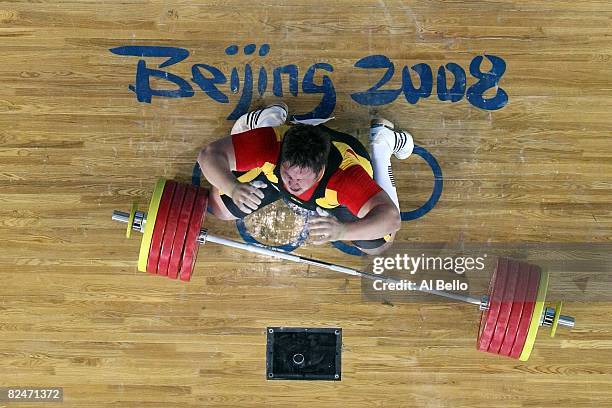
192, 162, 202, 186
331, 241, 366, 256
193, 143, 443, 256
400, 145, 444, 221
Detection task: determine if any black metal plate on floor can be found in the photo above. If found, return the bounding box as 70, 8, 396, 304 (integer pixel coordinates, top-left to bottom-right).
266, 327, 341, 381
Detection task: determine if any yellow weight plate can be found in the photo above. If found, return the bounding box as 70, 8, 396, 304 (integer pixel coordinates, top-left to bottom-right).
126, 201, 138, 239
519, 270, 549, 361
550, 301, 563, 338
137, 178, 166, 272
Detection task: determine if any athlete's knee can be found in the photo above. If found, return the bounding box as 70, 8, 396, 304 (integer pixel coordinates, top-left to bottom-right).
208, 187, 239, 221
209, 207, 238, 221
356, 233, 396, 255
359, 240, 393, 255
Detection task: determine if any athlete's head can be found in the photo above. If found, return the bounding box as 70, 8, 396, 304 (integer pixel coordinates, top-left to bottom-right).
279, 124, 331, 195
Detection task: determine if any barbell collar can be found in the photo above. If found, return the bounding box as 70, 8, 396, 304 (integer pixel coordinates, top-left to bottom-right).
542, 306, 574, 328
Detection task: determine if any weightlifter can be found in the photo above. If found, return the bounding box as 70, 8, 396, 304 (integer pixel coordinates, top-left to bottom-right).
197, 103, 413, 255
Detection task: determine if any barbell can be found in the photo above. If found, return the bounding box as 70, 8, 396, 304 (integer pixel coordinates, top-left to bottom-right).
111, 178, 575, 361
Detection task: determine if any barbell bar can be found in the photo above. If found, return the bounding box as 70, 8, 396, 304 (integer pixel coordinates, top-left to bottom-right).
111, 178, 575, 360
112, 208, 485, 305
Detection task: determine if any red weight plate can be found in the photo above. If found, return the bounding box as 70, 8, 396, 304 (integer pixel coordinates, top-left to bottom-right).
179, 187, 209, 282
146, 181, 177, 274
477, 258, 510, 351
476, 260, 498, 349
157, 183, 187, 276
167, 185, 197, 279
498, 260, 531, 356
509, 264, 541, 359
488, 258, 521, 353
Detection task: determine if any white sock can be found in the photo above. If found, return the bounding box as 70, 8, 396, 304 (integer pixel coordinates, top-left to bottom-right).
370, 141, 400, 210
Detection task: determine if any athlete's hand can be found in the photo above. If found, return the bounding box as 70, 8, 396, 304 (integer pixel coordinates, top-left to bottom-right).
230, 180, 267, 214
308, 216, 347, 244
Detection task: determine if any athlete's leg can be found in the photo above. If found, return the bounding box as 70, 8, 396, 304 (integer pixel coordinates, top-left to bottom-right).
230, 102, 288, 134
325, 206, 395, 255
368, 118, 414, 210
358, 233, 396, 255
208, 186, 239, 220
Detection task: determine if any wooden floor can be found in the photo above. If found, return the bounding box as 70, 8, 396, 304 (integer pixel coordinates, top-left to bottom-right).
1, 0, 611, 406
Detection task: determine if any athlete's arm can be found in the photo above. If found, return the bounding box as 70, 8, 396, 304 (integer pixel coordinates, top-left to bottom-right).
309, 164, 401, 243
350, 190, 401, 237
197, 135, 264, 214
308, 191, 400, 244
198, 135, 237, 193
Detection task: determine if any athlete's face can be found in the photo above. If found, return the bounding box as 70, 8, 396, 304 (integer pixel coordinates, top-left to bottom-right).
280, 162, 323, 196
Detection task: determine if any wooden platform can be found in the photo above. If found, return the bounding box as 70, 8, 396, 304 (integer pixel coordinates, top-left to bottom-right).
1, 0, 611, 406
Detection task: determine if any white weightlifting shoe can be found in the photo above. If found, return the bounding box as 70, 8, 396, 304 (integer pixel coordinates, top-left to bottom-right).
231, 102, 289, 134
246, 102, 288, 128
369, 118, 414, 160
